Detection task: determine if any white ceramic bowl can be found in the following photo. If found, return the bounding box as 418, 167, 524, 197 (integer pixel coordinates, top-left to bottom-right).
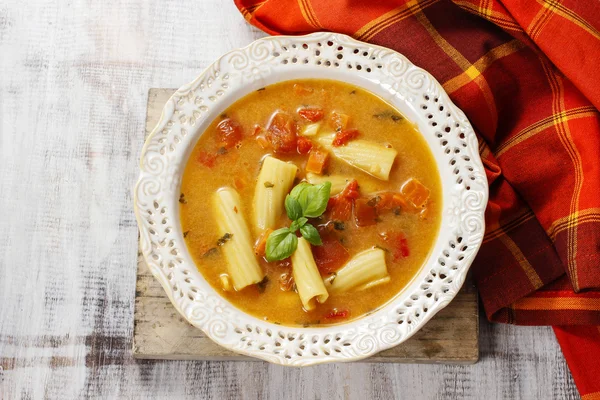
134, 32, 487, 366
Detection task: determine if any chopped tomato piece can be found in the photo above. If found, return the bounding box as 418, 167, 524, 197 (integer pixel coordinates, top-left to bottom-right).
380, 231, 410, 260
197, 151, 216, 168
372, 192, 395, 212
216, 118, 242, 149
305, 148, 329, 174
330, 111, 349, 131
265, 113, 297, 153
326, 179, 360, 221
354, 198, 378, 227
293, 83, 313, 96
254, 228, 273, 257
327, 195, 353, 221
323, 308, 350, 320
340, 179, 360, 200
297, 136, 313, 154
401, 178, 430, 208
298, 107, 324, 122
311, 234, 350, 274
332, 129, 359, 147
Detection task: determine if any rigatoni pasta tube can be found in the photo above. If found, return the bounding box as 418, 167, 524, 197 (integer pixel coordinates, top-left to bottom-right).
325, 248, 390, 293
253, 156, 298, 230
316, 133, 397, 180
213, 187, 264, 290
292, 237, 329, 310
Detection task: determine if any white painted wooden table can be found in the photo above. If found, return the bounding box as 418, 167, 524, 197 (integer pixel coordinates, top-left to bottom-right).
0, 0, 579, 398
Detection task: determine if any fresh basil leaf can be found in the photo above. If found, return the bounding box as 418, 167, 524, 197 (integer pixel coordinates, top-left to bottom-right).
290, 217, 308, 232
300, 223, 322, 246
290, 219, 300, 232
265, 228, 298, 262
289, 182, 331, 218
285, 195, 303, 221
301, 182, 332, 218
290, 182, 310, 199
296, 217, 308, 228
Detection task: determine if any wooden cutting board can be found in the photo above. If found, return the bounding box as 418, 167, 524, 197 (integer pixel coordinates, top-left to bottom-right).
132, 88, 479, 363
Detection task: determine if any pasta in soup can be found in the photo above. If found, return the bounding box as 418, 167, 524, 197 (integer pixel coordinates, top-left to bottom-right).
180, 79, 441, 326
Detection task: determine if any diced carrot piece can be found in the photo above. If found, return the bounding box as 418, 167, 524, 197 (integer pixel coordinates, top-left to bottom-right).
298, 107, 324, 122
332, 129, 359, 146
311, 234, 350, 275
297, 136, 313, 154
216, 118, 242, 149
293, 83, 313, 96
254, 228, 273, 257
401, 178, 430, 208
330, 111, 349, 131
266, 112, 297, 153
197, 151, 216, 168
354, 198, 378, 227
306, 148, 329, 174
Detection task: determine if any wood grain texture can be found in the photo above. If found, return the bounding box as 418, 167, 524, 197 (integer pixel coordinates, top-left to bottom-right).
134, 88, 479, 364
0, 0, 580, 398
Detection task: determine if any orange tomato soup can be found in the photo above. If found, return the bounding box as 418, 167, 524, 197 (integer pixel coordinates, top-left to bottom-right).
180, 79, 441, 326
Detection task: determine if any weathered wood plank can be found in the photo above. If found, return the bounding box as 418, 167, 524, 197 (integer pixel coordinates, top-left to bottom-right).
133, 88, 479, 363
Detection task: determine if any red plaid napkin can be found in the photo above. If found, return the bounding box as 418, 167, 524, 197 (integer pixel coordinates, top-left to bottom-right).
234, 0, 600, 396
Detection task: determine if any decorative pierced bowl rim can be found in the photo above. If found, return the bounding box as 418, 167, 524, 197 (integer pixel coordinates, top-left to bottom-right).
133, 32, 487, 366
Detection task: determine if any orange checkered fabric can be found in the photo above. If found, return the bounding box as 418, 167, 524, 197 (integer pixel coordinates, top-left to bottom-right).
234, 0, 600, 395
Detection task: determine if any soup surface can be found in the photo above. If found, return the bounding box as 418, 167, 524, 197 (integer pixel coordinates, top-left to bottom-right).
180, 79, 441, 326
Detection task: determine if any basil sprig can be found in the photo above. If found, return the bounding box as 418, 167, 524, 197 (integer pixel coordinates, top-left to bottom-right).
265, 181, 331, 261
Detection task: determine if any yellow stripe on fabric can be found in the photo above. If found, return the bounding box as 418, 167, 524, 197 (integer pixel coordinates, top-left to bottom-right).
550, 216, 600, 242
539, 0, 600, 40
303, 0, 322, 30
297, 0, 319, 29
528, 0, 556, 40
479, 0, 492, 19
513, 297, 600, 311
541, 58, 583, 291
495, 106, 597, 157
499, 234, 544, 290
354, 0, 439, 42
547, 208, 600, 241
443, 39, 525, 94
413, 8, 498, 131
